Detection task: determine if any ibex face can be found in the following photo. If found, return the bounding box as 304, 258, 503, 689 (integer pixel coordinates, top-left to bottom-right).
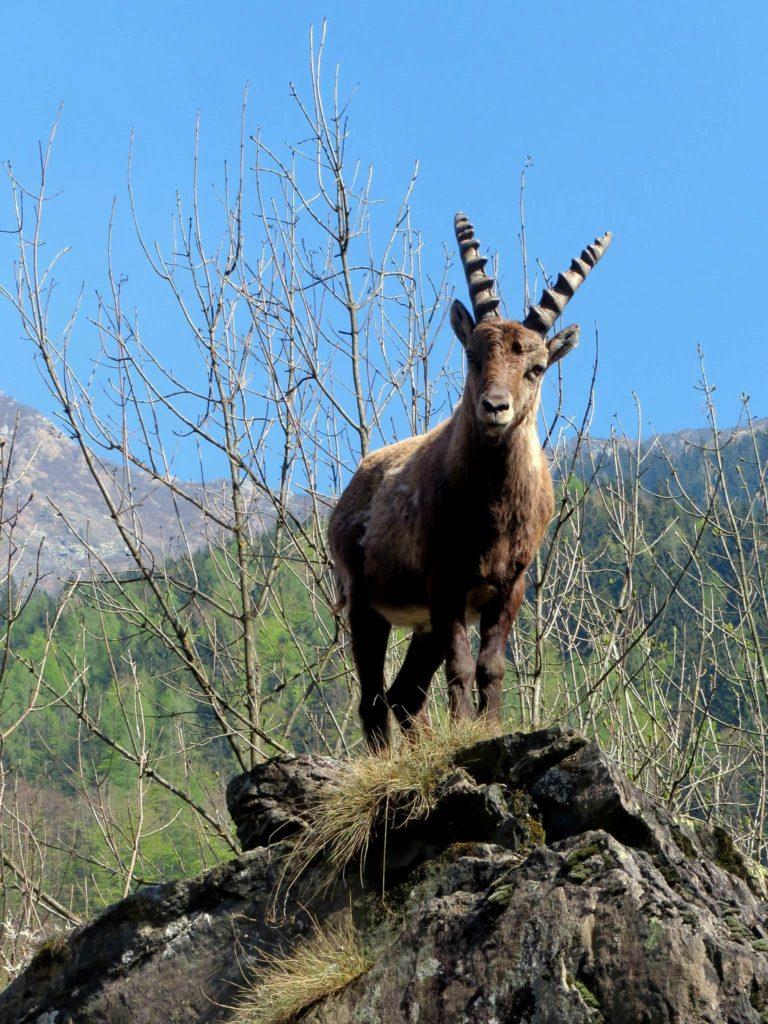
452, 316, 577, 442
450, 213, 611, 443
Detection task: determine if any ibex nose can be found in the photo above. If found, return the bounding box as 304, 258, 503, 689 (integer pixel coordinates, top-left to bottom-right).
481, 393, 510, 415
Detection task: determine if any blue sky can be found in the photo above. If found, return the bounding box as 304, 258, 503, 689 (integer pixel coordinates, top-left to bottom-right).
1, 1, 766, 464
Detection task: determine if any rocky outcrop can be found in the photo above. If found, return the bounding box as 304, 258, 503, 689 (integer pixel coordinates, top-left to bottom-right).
3, 727, 768, 1024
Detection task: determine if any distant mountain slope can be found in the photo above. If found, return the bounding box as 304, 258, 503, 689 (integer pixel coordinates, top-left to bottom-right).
0, 394, 251, 587
557, 416, 768, 501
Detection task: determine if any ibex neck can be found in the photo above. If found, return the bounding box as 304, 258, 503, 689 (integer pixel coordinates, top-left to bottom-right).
449, 401, 542, 490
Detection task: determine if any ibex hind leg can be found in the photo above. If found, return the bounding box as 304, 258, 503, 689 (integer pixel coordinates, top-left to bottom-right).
348, 602, 392, 751
386, 630, 444, 736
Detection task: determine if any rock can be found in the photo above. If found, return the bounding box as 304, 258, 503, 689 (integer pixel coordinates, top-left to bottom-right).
0, 848, 311, 1024
3, 727, 768, 1024
307, 831, 768, 1024
226, 753, 339, 851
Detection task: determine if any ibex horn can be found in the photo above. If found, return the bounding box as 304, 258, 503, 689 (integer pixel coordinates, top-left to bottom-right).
454, 212, 501, 322
523, 231, 613, 336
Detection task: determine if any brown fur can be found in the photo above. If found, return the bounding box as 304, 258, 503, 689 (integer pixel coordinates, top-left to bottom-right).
329, 315, 573, 749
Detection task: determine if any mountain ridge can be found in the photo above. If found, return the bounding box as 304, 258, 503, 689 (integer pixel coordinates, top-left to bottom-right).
0, 392, 235, 587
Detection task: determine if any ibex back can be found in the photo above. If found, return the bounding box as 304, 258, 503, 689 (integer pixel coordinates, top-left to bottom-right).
329, 213, 612, 749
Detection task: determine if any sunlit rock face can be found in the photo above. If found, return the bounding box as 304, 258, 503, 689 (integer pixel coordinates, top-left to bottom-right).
3, 727, 768, 1024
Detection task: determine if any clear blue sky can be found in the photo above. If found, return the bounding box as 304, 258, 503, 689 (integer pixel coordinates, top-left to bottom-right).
2, 1, 766, 462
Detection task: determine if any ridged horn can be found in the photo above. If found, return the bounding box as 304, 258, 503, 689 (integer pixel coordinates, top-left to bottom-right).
454, 212, 501, 322
523, 231, 613, 336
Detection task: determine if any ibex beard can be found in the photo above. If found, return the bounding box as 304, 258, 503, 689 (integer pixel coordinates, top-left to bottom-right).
329, 212, 612, 750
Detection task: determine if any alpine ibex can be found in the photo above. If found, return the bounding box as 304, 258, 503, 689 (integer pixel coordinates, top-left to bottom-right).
329, 213, 612, 749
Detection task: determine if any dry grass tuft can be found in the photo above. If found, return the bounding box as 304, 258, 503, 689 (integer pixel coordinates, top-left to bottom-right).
232, 914, 371, 1024
285, 715, 498, 888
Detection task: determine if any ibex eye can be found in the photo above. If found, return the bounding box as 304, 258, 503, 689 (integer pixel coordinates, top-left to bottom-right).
527, 365, 545, 379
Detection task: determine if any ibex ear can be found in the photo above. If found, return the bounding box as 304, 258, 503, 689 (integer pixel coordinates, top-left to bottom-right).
547, 324, 580, 367
450, 299, 475, 348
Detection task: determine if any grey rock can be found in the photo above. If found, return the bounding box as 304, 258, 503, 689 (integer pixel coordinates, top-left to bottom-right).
4, 727, 768, 1024
226, 753, 339, 851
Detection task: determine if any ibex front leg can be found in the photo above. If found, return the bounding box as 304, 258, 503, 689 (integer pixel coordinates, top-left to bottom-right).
444, 619, 475, 719
476, 578, 525, 722
429, 588, 474, 719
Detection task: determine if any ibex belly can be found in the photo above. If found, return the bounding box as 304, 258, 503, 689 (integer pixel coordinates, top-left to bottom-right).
369, 567, 430, 630
373, 582, 498, 631
373, 603, 432, 630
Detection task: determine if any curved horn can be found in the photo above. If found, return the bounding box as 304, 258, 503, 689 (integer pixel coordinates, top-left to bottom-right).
454, 212, 501, 322
523, 231, 613, 336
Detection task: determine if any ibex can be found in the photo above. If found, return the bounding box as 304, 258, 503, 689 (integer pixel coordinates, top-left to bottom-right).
330, 213, 612, 749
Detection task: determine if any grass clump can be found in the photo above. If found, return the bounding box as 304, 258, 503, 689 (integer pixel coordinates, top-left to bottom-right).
233, 914, 371, 1024
286, 716, 498, 887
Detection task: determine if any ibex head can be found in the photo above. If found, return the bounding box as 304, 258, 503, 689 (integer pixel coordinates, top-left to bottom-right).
450, 212, 612, 441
